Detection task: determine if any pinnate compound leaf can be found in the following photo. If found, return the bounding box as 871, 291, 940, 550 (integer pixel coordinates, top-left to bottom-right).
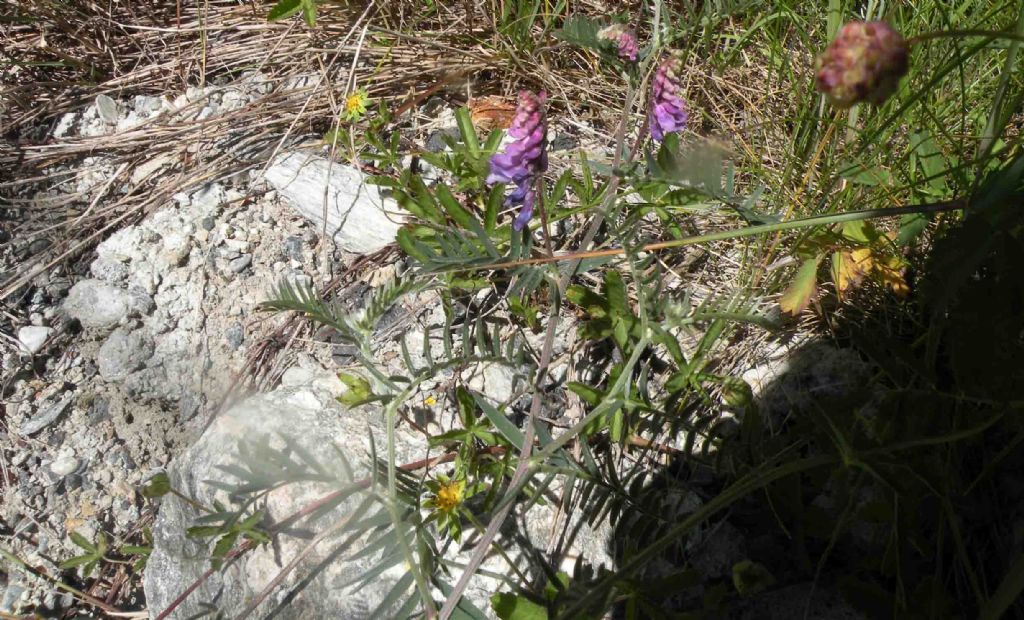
779, 256, 821, 315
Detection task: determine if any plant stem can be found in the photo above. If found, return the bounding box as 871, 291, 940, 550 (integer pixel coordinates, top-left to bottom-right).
907, 29, 1024, 46
0, 545, 124, 615
453, 199, 967, 273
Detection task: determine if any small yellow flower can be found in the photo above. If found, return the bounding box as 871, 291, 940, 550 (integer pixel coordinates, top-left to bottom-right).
342, 88, 369, 122
424, 395, 437, 407
433, 479, 464, 512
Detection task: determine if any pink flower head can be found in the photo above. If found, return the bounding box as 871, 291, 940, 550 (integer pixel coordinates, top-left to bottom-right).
486, 90, 548, 231
816, 21, 909, 108
649, 53, 689, 142
598, 24, 639, 62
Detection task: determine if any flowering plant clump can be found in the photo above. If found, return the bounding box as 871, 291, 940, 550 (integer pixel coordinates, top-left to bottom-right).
342, 87, 369, 122
486, 90, 549, 231
649, 52, 689, 142
598, 24, 639, 62
424, 474, 467, 541
816, 21, 909, 108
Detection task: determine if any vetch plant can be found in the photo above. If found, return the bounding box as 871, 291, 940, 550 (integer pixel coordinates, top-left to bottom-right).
648, 52, 689, 142
486, 90, 549, 231
598, 24, 640, 62
153, 4, 1024, 619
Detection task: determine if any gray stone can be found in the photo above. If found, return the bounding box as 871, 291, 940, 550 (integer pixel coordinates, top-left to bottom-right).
178, 392, 202, 421
89, 256, 129, 283
63, 280, 153, 329
20, 395, 72, 436
229, 254, 252, 273
97, 328, 154, 381
225, 323, 244, 349
265, 152, 407, 254
283, 235, 305, 261
17, 326, 52, 354
426, 127, 460, 152
0, 581, 26, 614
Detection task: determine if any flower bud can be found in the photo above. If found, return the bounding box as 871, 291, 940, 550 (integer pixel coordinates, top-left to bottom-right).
816, 21, 909, 108
486, 91, 548, 231
649, 53, 689, 142
598, 24, 639, 62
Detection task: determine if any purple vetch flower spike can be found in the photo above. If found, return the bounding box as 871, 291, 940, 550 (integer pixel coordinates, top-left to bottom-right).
816, 21, 909, 108
486, 90, 548, 231
598, 24, 639, 62
649, 53, 689, 142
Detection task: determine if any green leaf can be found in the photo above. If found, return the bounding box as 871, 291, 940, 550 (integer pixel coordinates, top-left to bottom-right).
120, 545, 151, 556
436, 183, 477, 230
141, 472, 171, 498
336, 372, 375, 407
732, 560, 776, 596
300, 0, 316, 27
779, 256, 821, 316
59, 554, 98, 570
603, 270, 629, 318
896, 212, 930, 246
491, 593, 548, 620
473, 393, 523, 449
397, 227, 431, 263
69, 531, 97, 553
267, 0, 301, 21
211, 532, 239, 570
186, 525, 223, 539
567, 382, 602, 406
455, 107, 480, 157
553, 15, 603, 51
839, 162, 893, 186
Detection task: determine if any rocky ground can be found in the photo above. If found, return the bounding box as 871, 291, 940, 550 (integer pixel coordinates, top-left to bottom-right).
0, 72, 862, 617
0, 74, 609, 615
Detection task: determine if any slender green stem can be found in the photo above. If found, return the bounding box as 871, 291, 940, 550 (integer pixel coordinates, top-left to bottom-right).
907, 28, 1024, 46
0, 545, 121, 614
451, 199, 967, 274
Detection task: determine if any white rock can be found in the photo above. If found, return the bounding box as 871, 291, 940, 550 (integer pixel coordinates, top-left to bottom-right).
50, 456, 79, 477
63, 280, 154, 329
95, 94, 119, 123
130, 153, 175, 185
265, 152, 407, 254
17, 326, 52, 354
145, 373, 609, 619
465, 362, 520, 404
53, 113, 78, 138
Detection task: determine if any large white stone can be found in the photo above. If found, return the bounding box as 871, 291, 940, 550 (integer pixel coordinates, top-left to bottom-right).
265, 152, 406, 254
145, 372, 611, 619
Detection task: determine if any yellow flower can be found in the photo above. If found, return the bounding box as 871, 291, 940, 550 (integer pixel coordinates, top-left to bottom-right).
343, 88, 369, 122
424, 395, 437, 406
433, 479, 464, 512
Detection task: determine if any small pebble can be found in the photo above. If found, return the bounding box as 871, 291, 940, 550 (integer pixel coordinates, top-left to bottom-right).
50, 456, 79, 477
225, 323, 244, 350
229, 254, 253, 274
17, 326, 53, 354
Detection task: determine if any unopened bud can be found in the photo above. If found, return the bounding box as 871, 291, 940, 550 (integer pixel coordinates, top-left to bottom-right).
816, 21, 909, 108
